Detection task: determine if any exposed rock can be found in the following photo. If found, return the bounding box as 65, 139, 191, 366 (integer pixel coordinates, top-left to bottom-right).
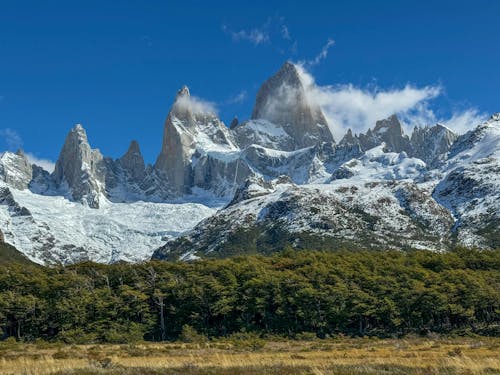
229, 117, 239, 129
119, 140, 146, 181
0, 150, 33, 190
154, 86, 237, 195
153, 179, 455, 261
339, 129, 357, 146
52, 124, 106, 208
411, 124, 458, 167
362, 115, 412, 153
238, 62, 333, 150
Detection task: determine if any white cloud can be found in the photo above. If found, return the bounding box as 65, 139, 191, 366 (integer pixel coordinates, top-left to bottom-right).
439, 109, 487, 134
303, 38, 335, 67
0, 128, 23, 150
281, 25, 291, 40
222, 17, 296, 54
175, 94, 217, 115
293, 64, 483, 139
26, 153, 55, 173
222, 24, 269, 46
226, 90, 248, 104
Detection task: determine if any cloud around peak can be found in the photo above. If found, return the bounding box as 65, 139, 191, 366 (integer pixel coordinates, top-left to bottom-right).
293, 64, 485, 139
174, 93, 218, 115
26, 153, 55, 173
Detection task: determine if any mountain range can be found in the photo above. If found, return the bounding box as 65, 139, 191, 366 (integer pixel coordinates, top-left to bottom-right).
0, 62, 498, 264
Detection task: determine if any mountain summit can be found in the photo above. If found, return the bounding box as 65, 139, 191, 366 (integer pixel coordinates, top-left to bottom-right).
249, 62, 333, 150
0, 62, 498, 265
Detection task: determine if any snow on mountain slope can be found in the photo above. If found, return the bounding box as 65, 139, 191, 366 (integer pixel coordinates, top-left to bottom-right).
1, 62, 498, 264
433, 114, 500, 248
153, 147, 457, 260
154, 116, 500, 261
0, 184, 218, 264
331, 145, 427, 181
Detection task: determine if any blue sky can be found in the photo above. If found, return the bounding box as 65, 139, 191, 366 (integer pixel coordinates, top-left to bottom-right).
0, 0, 499, 169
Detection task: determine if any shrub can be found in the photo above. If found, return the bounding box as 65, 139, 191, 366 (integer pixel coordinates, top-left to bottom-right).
179, 325, 206, 343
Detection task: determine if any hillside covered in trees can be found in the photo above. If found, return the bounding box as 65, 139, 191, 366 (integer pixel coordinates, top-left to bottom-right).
0, 248, 498, 343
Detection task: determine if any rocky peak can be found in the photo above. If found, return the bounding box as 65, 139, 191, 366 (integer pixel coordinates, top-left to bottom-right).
0, 150, 33, 190
358, 115, 412, 154
155, 86, 236, 195
411, 123, 457, 167
229, 117, 239, 129
248, 61, 333, 150
448, 115, 499, 160
170, 86, 195, 121
177, 85, 190, 98
119, 140, 145, 181
53, 124, 106, 208
339, 128, 358, 146
373, 114, 404, 135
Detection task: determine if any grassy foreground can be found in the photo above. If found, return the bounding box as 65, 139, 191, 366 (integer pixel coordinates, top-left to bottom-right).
0, 337, 499, 375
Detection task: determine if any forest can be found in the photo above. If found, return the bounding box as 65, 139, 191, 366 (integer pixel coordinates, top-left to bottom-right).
0, 248, 498, 344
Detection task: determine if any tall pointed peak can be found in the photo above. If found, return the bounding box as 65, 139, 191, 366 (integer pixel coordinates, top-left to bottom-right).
490, 113, 500, 121
339, 128, 358, 146
120, 140, 145, 181
270, 61, 303, 89
248, 61, 332, 150
68, 123, 89, 144
176, 85, 190, 99
374, 114, 404, 136
126, 140, 141, 155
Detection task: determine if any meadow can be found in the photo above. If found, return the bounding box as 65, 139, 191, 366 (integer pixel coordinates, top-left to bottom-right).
0, 336, 499, 375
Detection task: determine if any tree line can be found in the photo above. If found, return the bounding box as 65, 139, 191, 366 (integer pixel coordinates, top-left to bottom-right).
0, 248, 498, 343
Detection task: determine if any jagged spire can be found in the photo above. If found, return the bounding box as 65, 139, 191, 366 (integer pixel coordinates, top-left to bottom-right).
176, 85, 190, 99
373, 114, 404, 136
119, 140, 145, 181
248, 61, 333, 150
340, 128, 357, 145
229, 117, 239, 129
53, 124, 105, 208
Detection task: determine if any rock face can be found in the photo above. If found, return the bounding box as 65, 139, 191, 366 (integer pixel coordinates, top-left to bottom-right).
0, 150, 33, 190
53, 124, 106, 208
153, 115, 500, 261
411, 124, 458, 167
119, 140, 146, 181
235, 62, 333, 151
0, 63, 499, 265
433, 115, 500, 249
356, 115, 412, 153
154, 86, 239, 195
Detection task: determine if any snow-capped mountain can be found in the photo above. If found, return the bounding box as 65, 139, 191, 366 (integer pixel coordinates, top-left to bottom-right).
0, 62, 498, 264
154, 114, 500, 261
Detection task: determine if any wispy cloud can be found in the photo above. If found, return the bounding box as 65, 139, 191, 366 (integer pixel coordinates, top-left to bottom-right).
302, 38, 335, 67
400, 106, 486, 134
222, 16, 297, 54
225, 90, 248, 105
222, 24, 269, 46
0, 128, 23, 150
292, 64, 482, 139
281, 25, 291, 40
26, 153, 55, 173
175, 94, 217, 115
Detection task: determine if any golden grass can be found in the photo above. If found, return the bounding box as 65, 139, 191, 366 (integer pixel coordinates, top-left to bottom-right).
0, 337, 499, 375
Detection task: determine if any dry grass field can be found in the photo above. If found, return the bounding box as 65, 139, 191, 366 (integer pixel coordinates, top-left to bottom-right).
0, 336, 499, 375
